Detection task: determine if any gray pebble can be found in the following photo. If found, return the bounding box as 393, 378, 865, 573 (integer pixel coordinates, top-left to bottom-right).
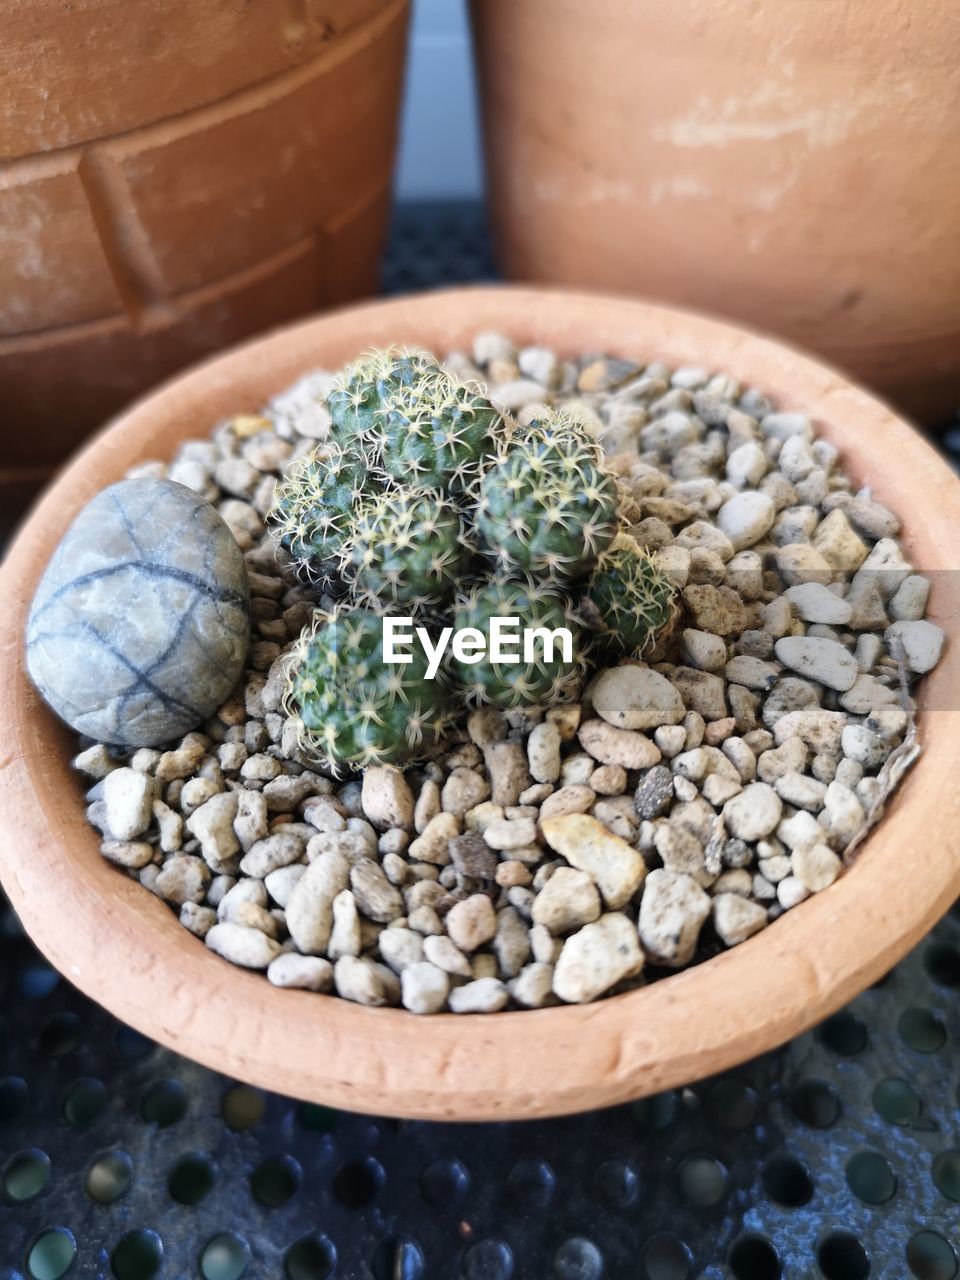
27, 479, 249, 746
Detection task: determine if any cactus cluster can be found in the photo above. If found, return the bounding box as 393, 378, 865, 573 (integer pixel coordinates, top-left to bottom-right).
270, 348, 676, 770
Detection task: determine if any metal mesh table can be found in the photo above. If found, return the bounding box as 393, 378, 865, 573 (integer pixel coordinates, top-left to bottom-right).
1, 202, 958, 1280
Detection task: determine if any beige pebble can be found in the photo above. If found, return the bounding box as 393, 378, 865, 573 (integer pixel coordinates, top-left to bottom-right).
73, 743, 119, 779
527, 721, 563, 783
496, 861, 533, 888
509, 962, 555, 1009
361, 765, 415, 831
155, 736, 207, 782
206, 922, 280, 970
553, 914, 644, 1004
102, 768, 155, 841
483, 817, 537, 851
791, 843, 842, 892
101, 840, 154, 869
379, 926, 425, 973
539, 784, 596, 822
777, 876, 811, 909
722, 783, 783, 841
350, 861, 403, 923
712, 893, 768, 946
239, 830, 307, 878
578, 719, 661, 770
264, 864, 305, 908
547, 704, 582, 741
401, 962, 450, 1014
285, 852, 349, 954
408, 812, 459, 864
180, 902, 216, 938
441, 767, 491, 818
532, 867, 602, 934
152, 800, 183, 853
154, 854, 210, 905
589, 764, 627, 795
446, 894, 497, 952
186, 791, 240, 866
448, 977, 509, 1013
541, 813, 646, 908
638, 869, 711, 967
413, 779, 441, 833
560, 753, 596, 786
422, 933, 473, 977
591, 665, 685, 730
327, 890, 361, 959
494, 905, 532, 978
653, 823, 713, 887
333, 956, 387, 1006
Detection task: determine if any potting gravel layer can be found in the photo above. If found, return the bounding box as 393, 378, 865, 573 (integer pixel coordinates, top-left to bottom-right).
74, 334, 946, 1013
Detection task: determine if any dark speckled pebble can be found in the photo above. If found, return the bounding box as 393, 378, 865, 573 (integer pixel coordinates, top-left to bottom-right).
26, 478, 250, 747
634, 765, 674, 820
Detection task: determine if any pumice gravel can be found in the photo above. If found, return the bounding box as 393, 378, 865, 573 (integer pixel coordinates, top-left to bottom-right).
74, 334, 946, 1012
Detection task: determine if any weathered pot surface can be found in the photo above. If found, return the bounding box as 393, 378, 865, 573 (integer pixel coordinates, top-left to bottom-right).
0, 0, 410, 504
471, 0, 960, 423
1, 286, 958, 1121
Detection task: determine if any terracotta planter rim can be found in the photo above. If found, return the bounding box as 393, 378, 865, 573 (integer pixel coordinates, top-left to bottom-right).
1, 284, 958, 1121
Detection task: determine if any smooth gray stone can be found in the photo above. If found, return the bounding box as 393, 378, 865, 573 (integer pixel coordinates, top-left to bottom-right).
26, 478, 250, 747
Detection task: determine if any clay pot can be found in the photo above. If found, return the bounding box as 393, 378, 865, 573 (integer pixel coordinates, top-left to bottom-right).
470, 0, 960, 423
0, 0, 410, 508
1, 286, 958, 1121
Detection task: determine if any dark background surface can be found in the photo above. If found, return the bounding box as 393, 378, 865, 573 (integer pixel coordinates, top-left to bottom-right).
1, 204, 959, 1280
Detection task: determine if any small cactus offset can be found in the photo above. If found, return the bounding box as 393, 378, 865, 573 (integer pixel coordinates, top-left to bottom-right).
580, 534, 678, 655
476, 415, 620, 584
344, 488, 471, 610
326, 348, 442, 447
451, 578, 584, 708
270, 445, 369, 589
284, 607, 454, 771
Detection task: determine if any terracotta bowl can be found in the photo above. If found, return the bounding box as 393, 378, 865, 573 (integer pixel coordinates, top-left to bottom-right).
1, 286, 958, 1122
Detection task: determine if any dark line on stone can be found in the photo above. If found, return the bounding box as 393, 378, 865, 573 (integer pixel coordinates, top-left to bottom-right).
29, 620, 203, 721
108, 489, 146, 557
28, 560, 247, 628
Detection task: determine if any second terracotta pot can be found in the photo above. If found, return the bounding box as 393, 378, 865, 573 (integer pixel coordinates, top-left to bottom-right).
471, 0, 960, 423
0, 0, 410, 512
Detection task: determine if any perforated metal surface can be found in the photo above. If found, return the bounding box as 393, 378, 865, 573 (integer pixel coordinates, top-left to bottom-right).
1, 892, 959, 1278
2, 203, 959, 1279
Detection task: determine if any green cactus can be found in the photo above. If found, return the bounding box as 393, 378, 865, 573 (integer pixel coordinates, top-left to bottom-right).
475, 415, 620, 583
451, 578, 584, 708
345, 487, 471, 609
269, 445, 369, 588
284, 607, 454, 770
325, 347, 504, 492
368, 373, 504, 492
579, 534, 677, 654
326, 348, 442, 447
